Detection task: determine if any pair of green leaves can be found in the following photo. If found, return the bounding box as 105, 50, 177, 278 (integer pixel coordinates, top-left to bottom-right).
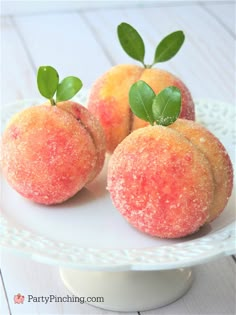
117, 23, 185, 68
37, 66, 82, 105
129, 81, 181, 126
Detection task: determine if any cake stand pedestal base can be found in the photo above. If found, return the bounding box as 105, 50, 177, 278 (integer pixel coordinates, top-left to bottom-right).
59, 267, 193, 312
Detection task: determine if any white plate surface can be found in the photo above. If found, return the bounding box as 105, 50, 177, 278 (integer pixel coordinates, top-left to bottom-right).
0, 95, 235, 271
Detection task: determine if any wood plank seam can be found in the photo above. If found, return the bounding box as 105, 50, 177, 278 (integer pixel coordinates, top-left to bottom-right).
10, 17, 37, 73
0, 269, 12, 315
79, 11, 116, 66
198, 2, 236, 263
77, 1, 201, 14
199, 2, 236, 39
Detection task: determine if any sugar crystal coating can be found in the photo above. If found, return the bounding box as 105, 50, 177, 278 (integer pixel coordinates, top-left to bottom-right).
56, 101, 106, 183
1, 103, 105, 205
107, 126, 215, 238
170, 119, 233, 222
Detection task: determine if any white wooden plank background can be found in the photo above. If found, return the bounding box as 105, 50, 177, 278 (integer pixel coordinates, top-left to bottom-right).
201, 2, 236, 36
0, 1, 235, 315
0, 270, 10, 315
0, 17, 37, 104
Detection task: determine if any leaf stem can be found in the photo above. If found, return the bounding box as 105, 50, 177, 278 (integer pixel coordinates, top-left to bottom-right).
50, 98, 56, 106
144, 64, 153, 69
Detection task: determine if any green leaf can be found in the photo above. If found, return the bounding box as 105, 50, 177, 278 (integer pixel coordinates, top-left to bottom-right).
56, 76, 83, 102
117, 22, 145, 64
129, 80, 156, 124
152, 86, 181, 126
37, 66, 59, 99
153, 31, 185, 64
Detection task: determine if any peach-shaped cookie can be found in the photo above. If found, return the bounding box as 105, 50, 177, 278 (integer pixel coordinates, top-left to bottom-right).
107, 82, 233, 238
88, 24, 195, 152
88, 65, 194, 152
1, 103, 105, 205
169, 119, 233, 222
107, 126, 215, 238
1, 66, 106, 205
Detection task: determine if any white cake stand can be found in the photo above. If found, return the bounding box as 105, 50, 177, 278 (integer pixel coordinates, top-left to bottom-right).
1, 98, 235, 312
